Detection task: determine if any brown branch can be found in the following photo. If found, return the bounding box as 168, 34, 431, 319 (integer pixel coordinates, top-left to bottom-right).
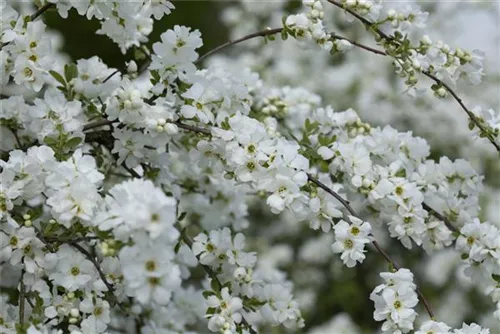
174, 121, 211, 135
103, 70, 121, 84
333, 33, 387, 56
327, 0, 500, 153
30, 3, 55, 21
19, 269, 26, 327
422, 202, 458, 233
195, 28, 284, 64
83, 119, 115, 131
306, 173, 435, 319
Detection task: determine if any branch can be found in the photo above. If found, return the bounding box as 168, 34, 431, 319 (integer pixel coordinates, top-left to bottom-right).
19, 269, 26, 328
30, 3, 55, 21
306, 173, 436, 319
195, 28, 284, 64
327, 0, 500, 153
68, 241, 126, 311
103, 70, 121, 84
422, 202, 458, 233
83, 119, 115, 131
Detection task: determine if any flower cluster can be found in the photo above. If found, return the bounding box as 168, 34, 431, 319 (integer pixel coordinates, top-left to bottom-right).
192, 228, 304, 332
284, 0, 335, 52
370, 268, 419, 333
331, 215, 372, 267
1, 12, 56, 91
47, 0, 174, 52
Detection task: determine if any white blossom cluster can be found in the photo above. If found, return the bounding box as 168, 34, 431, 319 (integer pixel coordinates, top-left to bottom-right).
47, 0, 174, 52
284, 0, 354, 53
282, 0, 499, 146
0, 0, 498, 333
371, 269, 491, 334
192, 228, 304, 332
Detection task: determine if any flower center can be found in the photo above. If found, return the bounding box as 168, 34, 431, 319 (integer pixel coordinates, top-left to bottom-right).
145, 260, 156, 272
350, 226, 360, 235
206, 243, 215, 252
93, 307, 103, 316
246, 161, 256, 171
467, 236, 475, 245
395, 186, 404, 196
343, 239, 354, 249
148, 277, 160, 285
71, 266, 80, 276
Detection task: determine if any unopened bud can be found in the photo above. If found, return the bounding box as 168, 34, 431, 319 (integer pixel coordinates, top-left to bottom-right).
127, 61, 138, 74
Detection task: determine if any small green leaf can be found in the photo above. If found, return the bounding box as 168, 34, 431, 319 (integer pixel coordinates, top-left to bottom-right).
177, 212, 187, 221
202, 290, 216, 299
66, 137, 82, 149
43, 136, 58, 146
49, 70, 66, 87
281, 29, 288, 40
64, 63, 78, 82
210, 278, 220, 292
174, 241, 181, 254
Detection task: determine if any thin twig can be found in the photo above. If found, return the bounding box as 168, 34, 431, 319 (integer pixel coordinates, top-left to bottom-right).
83, 119, 115, 131
333, 33, 387, 56
19, 269, 26, 328
422, 202, 458, 233
173, 121, 211, 135
8, 127, 25, 151
306, 173, 435, 319
327, 0, 500, 153
103, 70, 121, 84
30, 3, 55, 21
195, 28, 284, 64
44, 235, 100, 244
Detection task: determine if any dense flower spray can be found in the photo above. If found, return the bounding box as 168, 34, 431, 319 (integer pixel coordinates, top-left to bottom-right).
0, 0, 499, 333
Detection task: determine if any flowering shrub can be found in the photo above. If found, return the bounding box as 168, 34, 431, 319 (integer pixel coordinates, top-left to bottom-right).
1, 1, 499, 333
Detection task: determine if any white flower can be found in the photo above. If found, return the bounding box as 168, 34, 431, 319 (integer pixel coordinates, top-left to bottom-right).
331, 216, 372, 267
49, 245, 98, 292
370, 268, 418, 333
119, 234, 181, 305
95, 179, 178, 241
415, 320, 451, 334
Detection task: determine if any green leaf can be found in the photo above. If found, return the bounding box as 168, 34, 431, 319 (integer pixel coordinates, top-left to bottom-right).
66, 137, 82, 149
43, 136, 58, 146
177, 212, 187, 221
395, 169, 406, 178
202, 290, 216, 299
210, 278, 220, 292
492, 274, 500, 283
205, 307, 216, 315
174, 241, 181, 254
49, 70, 66, 87
281, 29, 288, 40
64, 63, 78, 82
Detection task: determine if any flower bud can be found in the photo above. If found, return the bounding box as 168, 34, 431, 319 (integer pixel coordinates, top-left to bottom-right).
127, 61, 138, 74
165, 123, 179, 135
